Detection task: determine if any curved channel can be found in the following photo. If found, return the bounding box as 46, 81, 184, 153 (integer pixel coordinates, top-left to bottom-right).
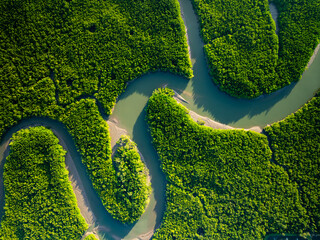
0, 0, 319, 239
108, 0, 320, 239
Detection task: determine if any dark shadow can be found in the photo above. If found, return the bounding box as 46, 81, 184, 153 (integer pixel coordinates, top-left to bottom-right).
0, 142, 9, 222
89, 24, 96, 33
265, 234, 309, 240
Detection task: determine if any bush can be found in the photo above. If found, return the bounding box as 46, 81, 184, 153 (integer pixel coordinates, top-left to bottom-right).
84, 234, 99, 240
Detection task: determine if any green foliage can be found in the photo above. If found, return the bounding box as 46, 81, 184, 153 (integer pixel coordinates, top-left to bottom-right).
192, 0, 320, 98
84, 234, 99, 240
265, 92, 320, 233
0, 127, 87, 239
59, 100, 150, 223
271, 0, 320, 84
0, 0, 192, 114
113, 136, 151, 223
197, 119, 205, 125
147, 88, 309, 239
0, 77, 61, 137
0, 0, 192, 226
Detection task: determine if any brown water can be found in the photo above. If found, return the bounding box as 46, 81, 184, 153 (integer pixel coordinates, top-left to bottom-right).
0, 0, 319, 239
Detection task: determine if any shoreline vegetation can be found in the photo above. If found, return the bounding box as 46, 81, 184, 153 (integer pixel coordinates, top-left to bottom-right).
0, 0, 319, 239
147, 88, 318, 239
113, 136, 151, 223
0, 0, 192, 229
60, 99, 151, 223
191, 0, 320, 98
0, 119, 98, 231
0, 127, 87, 239
173, 92, 263, 133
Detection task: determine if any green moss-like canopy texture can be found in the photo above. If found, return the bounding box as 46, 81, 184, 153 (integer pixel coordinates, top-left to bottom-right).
84, 233, 99, 240
113, 135, 151, 223
147, 88, 311, 239
0, 0, 192, 135
192, 0, 320, 98
0, 0, 192, 224
0, 126, 87, 239
265, 92, 320, 233
59, 100, 150, 223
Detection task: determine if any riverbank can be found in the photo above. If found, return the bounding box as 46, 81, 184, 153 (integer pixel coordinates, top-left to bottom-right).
307, 43, 320, 69
189, 109, 263, 133
173, 96, 263, 133
54, 129, 97, 226
0, 120, 96, 236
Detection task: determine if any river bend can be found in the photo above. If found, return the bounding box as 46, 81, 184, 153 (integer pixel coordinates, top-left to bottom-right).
1, 0, 320, 239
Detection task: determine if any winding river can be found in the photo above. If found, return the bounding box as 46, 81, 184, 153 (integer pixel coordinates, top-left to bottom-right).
1, 0, 320, 239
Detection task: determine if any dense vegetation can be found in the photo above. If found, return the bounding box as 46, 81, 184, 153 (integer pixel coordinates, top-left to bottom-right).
0, 127, 87, 239
60, 99, 150, 223
271, 0, 320, 85
0, 0, 192, 225
0, 77, 61, 137
113, 136, 151, 223
192, 0, 320, 98
84, 233, 99, 240
0, 0, 192, 115
265, 92, 320, 233
147, 88, 310, 239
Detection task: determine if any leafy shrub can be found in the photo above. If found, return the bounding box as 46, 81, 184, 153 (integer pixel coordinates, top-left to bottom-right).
84, 234, 99, 240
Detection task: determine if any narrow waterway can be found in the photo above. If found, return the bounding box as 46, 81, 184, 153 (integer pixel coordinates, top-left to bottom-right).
108, 0, 320, 239
0, 0, 319, 239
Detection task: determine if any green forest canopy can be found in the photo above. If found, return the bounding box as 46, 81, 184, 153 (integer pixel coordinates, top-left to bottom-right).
0, 0, 192, 224
112, 135, 151, 223
59, 99, 150, 223
0, 126, 87, 239
192, 0, 320, 98
147, 88, 317, 239
0, 0, 319, 237
0, 0, 192, 136
265, 92, 320, 233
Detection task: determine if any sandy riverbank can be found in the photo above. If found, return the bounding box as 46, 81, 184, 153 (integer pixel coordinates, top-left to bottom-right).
307, 43, 320, 68
173, 96, 263, 133
109, 117, 152, 192
107, 118, 129, 150
51, 129, 96, 226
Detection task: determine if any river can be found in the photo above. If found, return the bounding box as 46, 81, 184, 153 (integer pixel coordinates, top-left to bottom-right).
0, 0, 320, 239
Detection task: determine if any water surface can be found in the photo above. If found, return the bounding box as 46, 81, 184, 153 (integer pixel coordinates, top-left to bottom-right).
109, 0, 320, 238
0, 0, 319, 239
